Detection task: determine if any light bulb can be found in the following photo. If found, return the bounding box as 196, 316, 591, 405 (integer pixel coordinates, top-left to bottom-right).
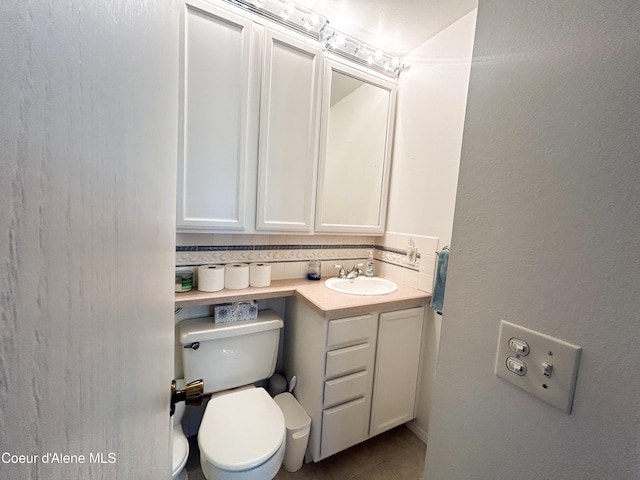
390, 57, 400, 68
374, 50, 383, 61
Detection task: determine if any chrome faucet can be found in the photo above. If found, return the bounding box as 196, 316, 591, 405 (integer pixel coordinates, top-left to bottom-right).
334, 263, 364, 279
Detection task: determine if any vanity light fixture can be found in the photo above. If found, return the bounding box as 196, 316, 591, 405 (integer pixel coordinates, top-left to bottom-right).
228, 0, 329, 39
322, 25, 406, 76
280, 1, 296, 20
306, 12, 320, 30
225, 0, 406, 77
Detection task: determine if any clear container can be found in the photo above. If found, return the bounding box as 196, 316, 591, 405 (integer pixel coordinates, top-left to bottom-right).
307, 261, 321, 281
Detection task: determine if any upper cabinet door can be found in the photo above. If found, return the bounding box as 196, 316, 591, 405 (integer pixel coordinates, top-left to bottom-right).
315, 58, 397, 235
256, 30, 322, 232
177, 1, 258, 230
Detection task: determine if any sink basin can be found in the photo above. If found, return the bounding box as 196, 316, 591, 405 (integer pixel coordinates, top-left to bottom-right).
324, 277, 398, 296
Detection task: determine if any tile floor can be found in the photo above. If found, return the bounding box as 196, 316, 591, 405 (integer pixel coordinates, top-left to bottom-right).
184, 424, 426, 480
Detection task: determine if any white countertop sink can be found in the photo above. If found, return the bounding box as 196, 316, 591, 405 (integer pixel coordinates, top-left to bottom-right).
324, 276, 398, 296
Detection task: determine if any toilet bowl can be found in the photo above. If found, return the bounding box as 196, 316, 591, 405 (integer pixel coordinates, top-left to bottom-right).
198, 387, 285, 480
172, 379, 189, 480
172, 427, 189, 480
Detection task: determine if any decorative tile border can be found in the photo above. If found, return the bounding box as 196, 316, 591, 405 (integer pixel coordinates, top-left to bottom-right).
176, 244, 374, 266
375, 245, 421, 271
176, 243, 420, 271
176, 244, 373, 252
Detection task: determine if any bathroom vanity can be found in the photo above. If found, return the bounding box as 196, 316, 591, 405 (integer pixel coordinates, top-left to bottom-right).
283, 296, 424, 461
175, 278, 428, 462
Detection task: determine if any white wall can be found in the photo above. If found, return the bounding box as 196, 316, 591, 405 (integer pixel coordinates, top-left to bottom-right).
387, 9, 477, 247
386, 10, 477, 438
425, 1, 640, 479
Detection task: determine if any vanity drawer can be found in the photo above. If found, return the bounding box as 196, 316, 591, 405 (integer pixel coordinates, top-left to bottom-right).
327, 314, 377, 348
325, 343, 371, 379
321, 396, 369, 459
324, 370, 369, 408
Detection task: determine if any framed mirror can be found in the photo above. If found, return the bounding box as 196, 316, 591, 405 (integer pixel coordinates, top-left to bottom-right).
315, 57, 397, 234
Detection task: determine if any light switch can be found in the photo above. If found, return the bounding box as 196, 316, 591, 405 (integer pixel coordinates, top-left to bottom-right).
495, 320, 582, 414
509, 338, 530, 356
506, 356, 526, 376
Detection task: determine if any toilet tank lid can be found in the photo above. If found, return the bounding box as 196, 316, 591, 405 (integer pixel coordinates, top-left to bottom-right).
178, 309, 283, 345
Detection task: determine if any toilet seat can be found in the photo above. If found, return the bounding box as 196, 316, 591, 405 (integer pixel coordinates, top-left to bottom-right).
199, 387, 285, 472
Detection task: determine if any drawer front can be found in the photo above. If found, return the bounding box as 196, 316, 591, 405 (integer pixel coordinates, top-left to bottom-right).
325, 343, 371, 379
327, 314, 377, 348
321, 397, 369, 459
323, 370, 369, 408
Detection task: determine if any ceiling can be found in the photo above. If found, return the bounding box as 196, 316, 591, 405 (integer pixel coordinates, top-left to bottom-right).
296, 0, 478, 57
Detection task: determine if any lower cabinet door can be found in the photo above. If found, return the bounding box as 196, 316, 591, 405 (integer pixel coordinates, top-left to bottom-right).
370, 307, 425, 437
320, 397, 369, 459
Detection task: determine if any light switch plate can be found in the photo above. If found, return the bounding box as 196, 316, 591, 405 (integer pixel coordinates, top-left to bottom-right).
495, 320, 582, 414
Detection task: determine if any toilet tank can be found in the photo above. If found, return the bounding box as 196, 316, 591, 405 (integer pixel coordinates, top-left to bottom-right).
179, 309, 284, 394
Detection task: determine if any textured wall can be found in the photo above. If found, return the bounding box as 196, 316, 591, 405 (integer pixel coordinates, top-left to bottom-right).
0, 1, 178, 478
425, 1, 640, 479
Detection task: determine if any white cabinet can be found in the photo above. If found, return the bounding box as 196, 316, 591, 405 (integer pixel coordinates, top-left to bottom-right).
177, 0, 259, 231
283, 298, 424, 461
256, 30, 322, 232
178, 2, 399, 235
370, 307, 425, 436
178, 0, 322, 233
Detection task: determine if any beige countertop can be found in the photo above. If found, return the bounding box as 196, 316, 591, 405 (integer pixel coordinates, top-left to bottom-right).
175, 277, 430, 319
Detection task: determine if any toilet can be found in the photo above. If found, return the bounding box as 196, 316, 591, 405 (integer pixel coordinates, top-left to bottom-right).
172, 379, 189, 480
178, 310, 286, 480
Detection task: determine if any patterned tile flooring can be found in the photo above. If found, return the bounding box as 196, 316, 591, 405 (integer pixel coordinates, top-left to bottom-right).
185, 425, 426, 480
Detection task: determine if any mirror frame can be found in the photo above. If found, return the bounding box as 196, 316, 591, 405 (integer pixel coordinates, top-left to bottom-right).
314, 56, 398, 234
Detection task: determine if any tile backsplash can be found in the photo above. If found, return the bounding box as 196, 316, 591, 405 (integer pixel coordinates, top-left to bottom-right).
375, 232, 439, 294
176, 232, 440, 293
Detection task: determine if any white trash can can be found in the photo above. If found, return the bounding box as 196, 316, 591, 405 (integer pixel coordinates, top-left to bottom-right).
274, 392, 311, 473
